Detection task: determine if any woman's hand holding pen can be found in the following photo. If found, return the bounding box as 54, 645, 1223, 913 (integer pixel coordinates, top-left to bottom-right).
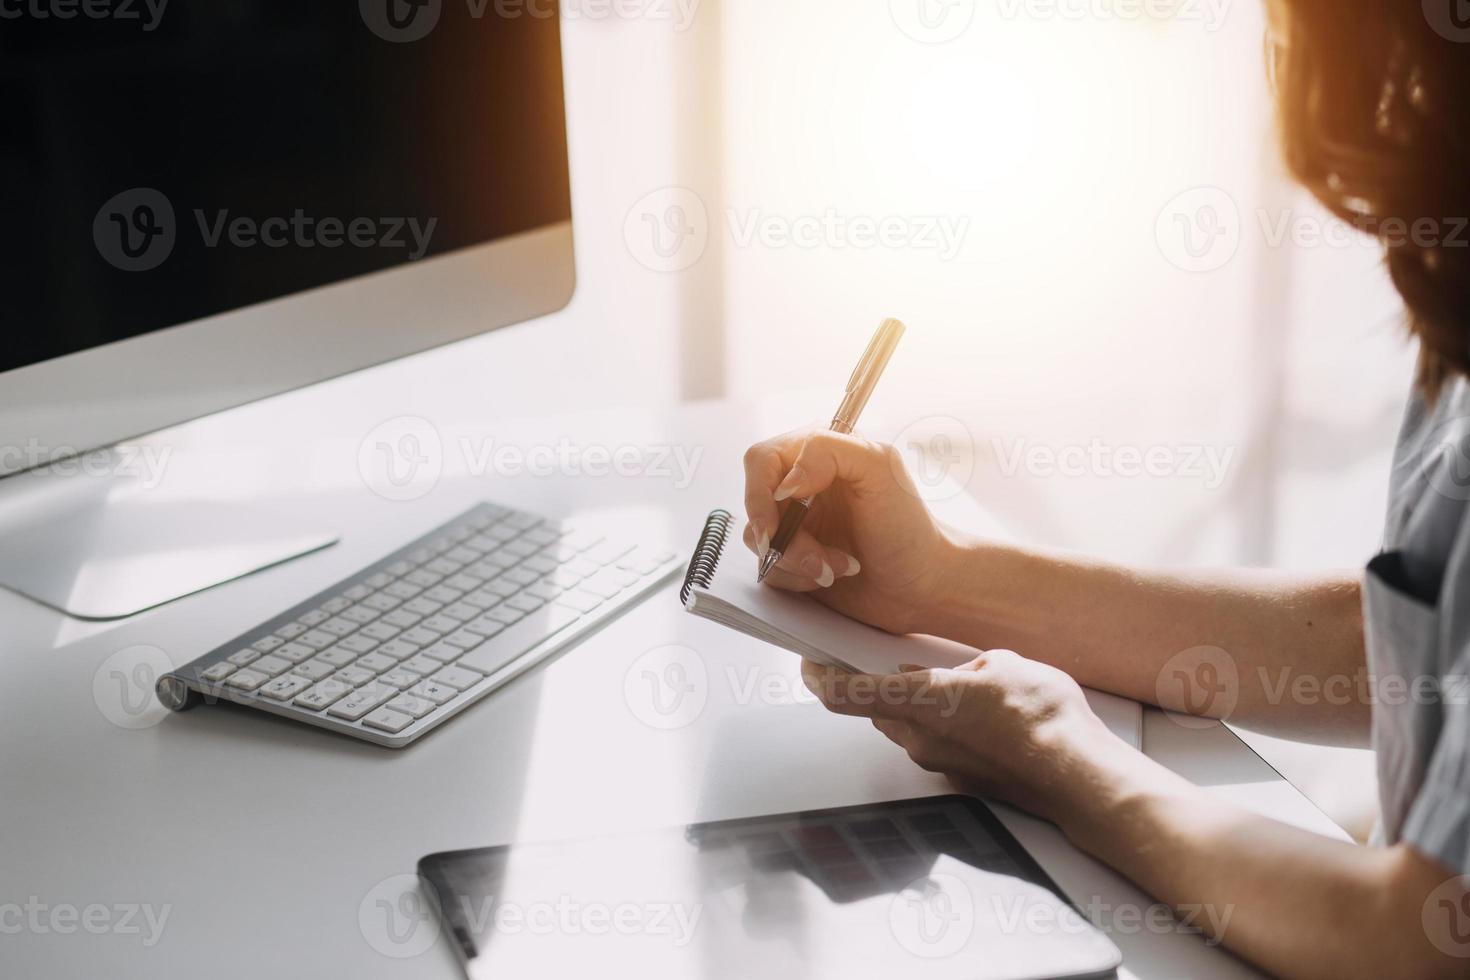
741, 427, 963, 636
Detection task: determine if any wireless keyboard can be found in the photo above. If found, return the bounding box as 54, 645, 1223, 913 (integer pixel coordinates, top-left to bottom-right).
156, 502, 680, 747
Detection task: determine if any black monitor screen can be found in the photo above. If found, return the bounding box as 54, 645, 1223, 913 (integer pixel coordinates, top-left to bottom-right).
0, 1, 572, 373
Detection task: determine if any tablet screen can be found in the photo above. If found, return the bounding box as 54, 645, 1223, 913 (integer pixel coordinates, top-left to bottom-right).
418, 795, 1120, 980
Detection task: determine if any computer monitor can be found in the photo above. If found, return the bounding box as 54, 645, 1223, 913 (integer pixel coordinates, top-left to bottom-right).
0, 3, 575, 619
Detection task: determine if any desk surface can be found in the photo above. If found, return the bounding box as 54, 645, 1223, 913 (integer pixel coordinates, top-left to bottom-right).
1, 399, 1346, 980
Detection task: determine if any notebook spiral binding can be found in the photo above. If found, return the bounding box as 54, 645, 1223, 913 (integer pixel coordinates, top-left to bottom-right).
680, 509, 733, 605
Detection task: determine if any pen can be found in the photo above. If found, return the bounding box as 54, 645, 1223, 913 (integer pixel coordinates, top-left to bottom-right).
758, 317, 906, 583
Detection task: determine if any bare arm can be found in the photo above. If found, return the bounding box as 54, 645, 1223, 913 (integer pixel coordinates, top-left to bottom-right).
929, 536, 1369, 743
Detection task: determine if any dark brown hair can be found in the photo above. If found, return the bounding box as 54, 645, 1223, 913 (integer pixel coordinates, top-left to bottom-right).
1271, 0, 1470, 394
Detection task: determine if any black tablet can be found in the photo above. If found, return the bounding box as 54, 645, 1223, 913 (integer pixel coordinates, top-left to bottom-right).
418, 794, 1121, 979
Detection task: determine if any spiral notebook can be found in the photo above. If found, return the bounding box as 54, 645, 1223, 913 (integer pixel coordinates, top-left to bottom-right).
680, 510, 1142, 748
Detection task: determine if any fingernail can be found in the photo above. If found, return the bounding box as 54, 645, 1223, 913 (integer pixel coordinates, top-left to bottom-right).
838, 553, 861, 577
798, 552, 827, 582
756, 527, 770, 558
816, 561, 835, 588
773, 465, 805, 502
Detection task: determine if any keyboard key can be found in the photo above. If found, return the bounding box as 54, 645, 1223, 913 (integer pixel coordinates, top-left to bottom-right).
409, 680, 457, 705
317, 646, 359, 668
527, 580, 565, 601
502, 567, 540, 586
503, 538, 540, 558
298, 629, 338, 650
298, 609, 330, 626
226, 669, 269, 691
383, 580, 422, 600
402, 597, 442, 617
505, 593, 545, 613
365, 572, 393, 589
584, 540, 636, 566
423, 585, 464, 605
363, 707, 414, 734
386, 560, 415, 577
405, 569, 442, 588
457, 605, 581, 677
487, 606, 525, 626
425, 558, 462, 576
326, 684, 395, 720
562, 528, 606, 552
337, 634, 380, 654
343, 584, 372, 601
378, 670, 420, 689
617, 549, 676, 576
547, 568, 584, 588
273, 642, 316, 664
387, 693, 437, 719
381, 609, 421, 629
361, 592, 401, 612
429, 665, 484, 691
201, 662, 236, 682
446, 547, 480, 565
420, 641, 464, 663
251, 635, 285, 653
420, 614, 464, 634
261, 674, 312, 701
442, 601, 481, 622
485, 578, 522, 598
291, 658, 336, 682
399, 626, 441, 647
577, 573, 627, 600
503, 512, 540, 530
443, 629, 484, 649
320, 596, 352, 614
341, 605, 380, 624
444, 574, 483, 594
334, 666, 375, 687
466, 616, 506, 638
565, 557, 601, 578
318, 617, 357, 637
251, 655, 292, 676
520, 555, 558, 575
486, 523, 519, 541
553, 590, 603, 614
295, 679, 353, 710
522, 526, 560, 546
227, 648, 261, 667
354, 652, 397, 673
358, 621, 401, 642
399, 655, 442, 676
376, 639, 420, 661
274, 622, 308, 640
461, 588, 503, 610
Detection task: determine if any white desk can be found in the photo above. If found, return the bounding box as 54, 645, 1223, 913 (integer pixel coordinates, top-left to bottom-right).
1, 399, 1347, 979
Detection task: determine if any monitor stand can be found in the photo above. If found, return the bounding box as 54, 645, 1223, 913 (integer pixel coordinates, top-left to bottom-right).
0, 448, 338, 620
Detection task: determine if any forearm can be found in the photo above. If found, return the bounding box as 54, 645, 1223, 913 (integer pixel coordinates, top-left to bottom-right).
1048, 739, 1461, 980
930, 535, 1369, 741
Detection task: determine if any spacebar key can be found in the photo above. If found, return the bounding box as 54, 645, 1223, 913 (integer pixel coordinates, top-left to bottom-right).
456, 605, 582, 676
